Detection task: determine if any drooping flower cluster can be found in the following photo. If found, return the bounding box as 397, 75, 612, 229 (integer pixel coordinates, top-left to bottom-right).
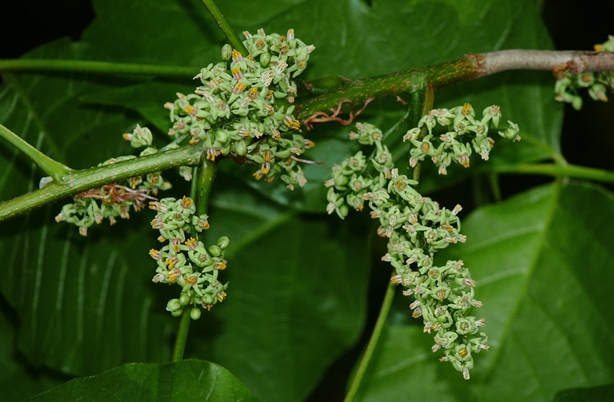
165, 28, 316, 190
403, 104, 520, 175
55, 126, 171, 236
149, 196, 229, 319
554, 35, 614, 110
326, 121, 494, 379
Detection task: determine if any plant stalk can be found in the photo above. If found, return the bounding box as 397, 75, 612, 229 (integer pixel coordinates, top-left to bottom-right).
494, 162, 614, 183
199, 0, 249, 56
172, 310, 192, 362
0, 124, 71, 182
0, 145, 203, 221
344, 279, 397, 402
0, 59, 196, 77
194, 158, 218, 216
171, 157, 218, 362
295, 50, 614, 121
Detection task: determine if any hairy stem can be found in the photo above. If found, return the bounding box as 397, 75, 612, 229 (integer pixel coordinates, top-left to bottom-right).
344, 279, 397, 402
0, 124, 71, 181
199, 0, 249, 56
0, 145, 203, 221
172, 310, 192, 362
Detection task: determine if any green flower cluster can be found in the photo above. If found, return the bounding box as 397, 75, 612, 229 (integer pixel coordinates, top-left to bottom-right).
149, 196, 229, 319
55, 125, 171, 236
326, 122, 490, 379
555, 35, 614, 110
56, 29, 316, 236
165, 28, 316, 190
403, 104, 519, 175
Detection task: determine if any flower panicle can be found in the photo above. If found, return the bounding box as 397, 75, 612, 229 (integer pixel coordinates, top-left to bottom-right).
55, 150, 172, 236
57, 28, 316, 236
325, 121, 496, 379
402, 104, 519, 174
168, 28, 316, 190
149, 196, 230, 319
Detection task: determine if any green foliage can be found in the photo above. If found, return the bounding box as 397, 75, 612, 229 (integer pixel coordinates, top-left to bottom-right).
356, 182, 614, 401
0, 0, 611, 401
26, 360, 263, 402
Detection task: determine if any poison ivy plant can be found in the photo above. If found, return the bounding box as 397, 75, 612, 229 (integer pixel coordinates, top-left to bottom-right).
1, 0, 612, 401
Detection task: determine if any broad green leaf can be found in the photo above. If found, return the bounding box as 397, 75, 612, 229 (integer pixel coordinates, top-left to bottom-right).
0, 39, 174, 374
358, 182, 614, 401
191, 191, 371, 402
27, 359, 263, 402
79, 81, 196, 133
0, 303, 66, 401
554, 383, 614, 402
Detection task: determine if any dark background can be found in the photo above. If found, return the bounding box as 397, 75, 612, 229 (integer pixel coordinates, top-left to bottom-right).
1, 0, 613, 400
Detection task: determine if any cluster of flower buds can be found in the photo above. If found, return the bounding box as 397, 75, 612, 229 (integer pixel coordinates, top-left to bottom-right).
55, 126, 172, 236
554, 35, 614, 110
403, 104, 520, 175
326, 122, 489, 379
149, 196, 230, 319
164, 28, 315, 190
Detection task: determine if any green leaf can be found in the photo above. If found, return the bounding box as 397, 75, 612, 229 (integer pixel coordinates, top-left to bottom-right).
0, 302, 66, 401
554, 383, 614, 402
27, 359, 263, 402
190, 183, 371, 402
358, 182, 614, 401
78, 81, 196, 133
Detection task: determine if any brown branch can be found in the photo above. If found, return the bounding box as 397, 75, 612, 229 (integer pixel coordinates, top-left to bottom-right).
295, 50, 614, 122
475, 50, 614, 76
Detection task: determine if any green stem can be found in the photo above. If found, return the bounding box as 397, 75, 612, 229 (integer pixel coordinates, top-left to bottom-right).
494, 162, 614, 183
199, 0, 249, 56
518, 133, 567, 166
0, 145, 203, 221
412, 163, 421, 182
194, 158, 218, 216
489, 173, 502, 202
171, 158, 218, 362
344, 279, 397, 402
0, 59, 196, 77
172, 310, 192, 362
296, 56, 477, 121
0, 124, 71, 182
410, 83, 434, 182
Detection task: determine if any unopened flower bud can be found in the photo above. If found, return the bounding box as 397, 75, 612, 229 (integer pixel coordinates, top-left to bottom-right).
221, 44, 232, 61
217, 236, 231, 249
208, 244, 222, 257
190, 307, 202, 320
